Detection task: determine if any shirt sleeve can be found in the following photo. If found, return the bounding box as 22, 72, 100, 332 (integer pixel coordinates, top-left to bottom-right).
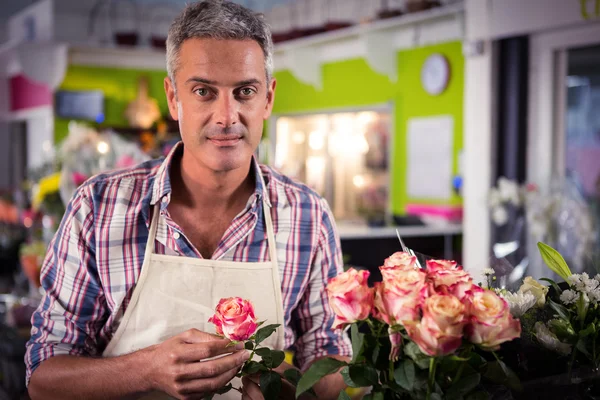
25, 185, 107, 385
292, 198, 352, 371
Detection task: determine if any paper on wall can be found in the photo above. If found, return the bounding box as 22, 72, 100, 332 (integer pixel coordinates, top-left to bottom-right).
407, 116, 454, 200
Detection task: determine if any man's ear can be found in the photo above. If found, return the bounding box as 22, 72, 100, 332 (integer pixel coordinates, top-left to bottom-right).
164, 76, 179, 121
263, 78, 277, 120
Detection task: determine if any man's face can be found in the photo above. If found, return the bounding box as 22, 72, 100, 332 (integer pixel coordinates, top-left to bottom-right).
165, 38, 276, 173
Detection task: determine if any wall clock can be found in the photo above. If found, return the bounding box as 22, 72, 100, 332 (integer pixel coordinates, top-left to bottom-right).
421, 53, 451, 96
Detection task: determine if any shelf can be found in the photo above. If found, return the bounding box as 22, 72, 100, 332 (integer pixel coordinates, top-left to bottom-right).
69, 45, 166, 71
272, 2, 465, 88
337, 222, 462, 240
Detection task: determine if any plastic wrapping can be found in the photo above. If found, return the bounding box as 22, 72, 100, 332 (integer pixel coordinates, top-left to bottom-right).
488, 177, 598, 289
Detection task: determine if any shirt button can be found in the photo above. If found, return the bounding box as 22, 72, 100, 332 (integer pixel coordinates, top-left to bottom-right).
173, 232, 181, 240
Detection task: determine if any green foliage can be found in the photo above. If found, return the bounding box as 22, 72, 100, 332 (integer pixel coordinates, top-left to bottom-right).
538, 242, 573, 281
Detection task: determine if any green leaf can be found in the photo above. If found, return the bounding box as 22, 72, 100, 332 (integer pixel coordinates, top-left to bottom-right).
431, 394, 442, 400
351, 324, 365, 363
548, 318, 576, 341
271, 350, 286, 369
538, 242, 572, 282
580, 322, 596, 337
540, 278, 563, 295
255, 347, 273, 367
340, 367, 360, 388
296, 358, 348, 398
466, 391, 490, 400
337, 391, 352, 400
243, 361, 268, 375
576, 339, 591, 357
404, 342, 431, 369
255, 324, 281, 345
577, 292, 589, 323
484, 360, 522, 392
468, 353, 487, 370
363, 394, 383, 400
260, 371, 282, 400
284, 369, 302, 387
394, 359, 416, 391
548, 298, 572, 321
348, 364, 379, 387
446, 373, 481, 400
245, 341, 255, 351
256, 320, 266, 328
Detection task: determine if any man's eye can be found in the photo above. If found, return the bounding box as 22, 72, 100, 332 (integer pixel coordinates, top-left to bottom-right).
240, 88, 255, 96
195, 88, 209, 97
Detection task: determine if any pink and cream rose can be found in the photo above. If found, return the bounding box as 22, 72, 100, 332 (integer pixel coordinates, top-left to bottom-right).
373, 268, 427, 325
208, 297, 258, 341
427, 259, 473, 293
327, 268, 374, 329
380, 252, 418, 279
404, 293, 467, 357
465, 288, 521, 350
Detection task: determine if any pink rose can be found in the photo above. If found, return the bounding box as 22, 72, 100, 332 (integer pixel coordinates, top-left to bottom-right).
208, 297, 258, 341
404, 294, 467, 356
327, 268, 374, 329
465, 289, 521, 350
373, 268, 427, 325
427, 259, 472, 292
380, 252, 417, 279
389, 328, 403, 361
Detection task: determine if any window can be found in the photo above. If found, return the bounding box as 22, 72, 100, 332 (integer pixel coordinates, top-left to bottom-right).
271, 108, 392, 222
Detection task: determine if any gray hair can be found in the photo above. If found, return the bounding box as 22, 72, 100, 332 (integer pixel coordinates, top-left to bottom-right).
166, 0, 274, 87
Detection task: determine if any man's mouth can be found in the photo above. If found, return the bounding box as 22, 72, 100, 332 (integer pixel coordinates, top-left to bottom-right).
207, 135, 243, 147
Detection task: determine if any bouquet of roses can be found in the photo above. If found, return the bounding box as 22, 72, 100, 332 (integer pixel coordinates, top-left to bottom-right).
296, 253, 523, 400
207, 297, 303, 400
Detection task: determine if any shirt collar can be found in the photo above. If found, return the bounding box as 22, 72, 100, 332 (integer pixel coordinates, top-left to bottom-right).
150, 141, 270, 208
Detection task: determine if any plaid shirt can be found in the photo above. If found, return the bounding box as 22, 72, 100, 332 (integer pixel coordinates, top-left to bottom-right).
25, 142, 351, 384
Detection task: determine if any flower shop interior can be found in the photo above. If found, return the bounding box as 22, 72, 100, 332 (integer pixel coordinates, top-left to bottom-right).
1, 0, 600, 399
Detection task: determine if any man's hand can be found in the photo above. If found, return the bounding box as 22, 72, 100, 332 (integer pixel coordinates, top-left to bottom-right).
146, 328, 250, 399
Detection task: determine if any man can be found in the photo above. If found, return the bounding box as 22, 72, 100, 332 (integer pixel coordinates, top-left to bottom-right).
25, 1, 351, 399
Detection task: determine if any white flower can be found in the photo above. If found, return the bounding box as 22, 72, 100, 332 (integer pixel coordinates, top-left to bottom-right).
565, 273, 600, 304
534, 322, 572, 356
502, 291, 536, 318
483, 268, 495, 276
489, 188, 502, 208
498, 177, 521, 206
560, 289, 579, 305
492, 206, 509, 226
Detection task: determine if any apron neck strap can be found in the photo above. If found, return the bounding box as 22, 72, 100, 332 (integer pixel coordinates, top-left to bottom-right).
146, 205, 161, 258
256, 166, 278, 266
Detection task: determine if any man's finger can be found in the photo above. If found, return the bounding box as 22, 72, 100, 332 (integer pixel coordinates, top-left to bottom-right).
179, 351, 250, 379
180, 340, 244, 361
179, 328, 224, 344
242, 376, 262, 400
178, 363, 241, 395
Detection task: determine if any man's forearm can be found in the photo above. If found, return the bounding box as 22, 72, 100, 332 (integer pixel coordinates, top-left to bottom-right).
28, 350, 152, 400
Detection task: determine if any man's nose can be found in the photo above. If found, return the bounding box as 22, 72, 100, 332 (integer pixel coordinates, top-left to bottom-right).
214, 94, 238, 127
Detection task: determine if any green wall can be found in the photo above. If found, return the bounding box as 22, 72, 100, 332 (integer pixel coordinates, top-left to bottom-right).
55, 41, 464, 214
55, 66, 170, 143
272, 41, 464, 215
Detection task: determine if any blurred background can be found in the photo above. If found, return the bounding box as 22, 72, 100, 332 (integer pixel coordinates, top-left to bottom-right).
0, 0, 599, 398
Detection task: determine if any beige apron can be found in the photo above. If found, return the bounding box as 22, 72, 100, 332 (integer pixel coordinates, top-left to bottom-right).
103, 178, 285, 399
